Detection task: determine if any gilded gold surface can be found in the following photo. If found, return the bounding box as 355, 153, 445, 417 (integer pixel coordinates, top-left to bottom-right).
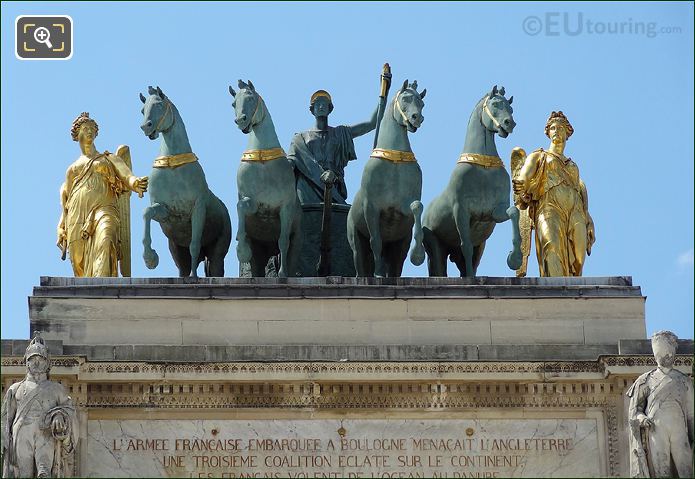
115, 145, 133, 277
240, 147, 286, 162
512, 112, 595, 277
510, 147, 532, 277
310, 90, 332, 104
152, 152, 198, 168
370, 148, 417, 163
57, 113, 147, 277
457, 153, 504, 168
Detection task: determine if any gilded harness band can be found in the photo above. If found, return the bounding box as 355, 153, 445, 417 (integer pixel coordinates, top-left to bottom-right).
371, 148, 416, 163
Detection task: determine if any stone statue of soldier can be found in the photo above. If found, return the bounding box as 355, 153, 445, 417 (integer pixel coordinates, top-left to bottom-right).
288, 89, 385, 205
627, 330, 693, 478
1, 333, 79, 478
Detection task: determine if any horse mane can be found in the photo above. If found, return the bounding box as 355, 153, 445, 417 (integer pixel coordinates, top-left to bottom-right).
468, 95, 488, 125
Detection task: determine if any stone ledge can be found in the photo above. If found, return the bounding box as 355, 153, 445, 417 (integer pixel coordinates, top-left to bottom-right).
1, 339, 64, 356
3, 340, 622, 362
34, 276, 641, 299
618, 338, 694, 355
5, 340, 691, 365
2, 354, 691, 383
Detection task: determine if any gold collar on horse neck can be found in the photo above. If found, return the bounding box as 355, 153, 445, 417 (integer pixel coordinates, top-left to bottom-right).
457, 153, 504, 169
240, 147, 286, 163
371, 148, 417, 163
153, 152, 198, 169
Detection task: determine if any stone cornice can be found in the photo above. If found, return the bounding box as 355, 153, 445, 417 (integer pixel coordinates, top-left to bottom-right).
33, 276, 642, 299
2, 355, 691, 382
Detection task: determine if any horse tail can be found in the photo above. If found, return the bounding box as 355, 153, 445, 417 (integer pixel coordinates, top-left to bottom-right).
409, 200, 425, 266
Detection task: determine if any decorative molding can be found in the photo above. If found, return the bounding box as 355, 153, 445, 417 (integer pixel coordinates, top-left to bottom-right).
82, 381, 617, 409
605, 400, 620, 477
0, 356, 82, 368
601, 355, 693, 368
78, 360, 605, 376
4, 356, 690, 373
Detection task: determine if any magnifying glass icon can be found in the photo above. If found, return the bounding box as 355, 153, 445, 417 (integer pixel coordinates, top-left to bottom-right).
33, 27, 53, 49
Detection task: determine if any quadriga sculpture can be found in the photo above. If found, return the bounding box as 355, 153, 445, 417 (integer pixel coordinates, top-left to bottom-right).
229, 80, 302, 277
139, 86, 231, 277
347, 79, 426, 277
422, 86, 522, 277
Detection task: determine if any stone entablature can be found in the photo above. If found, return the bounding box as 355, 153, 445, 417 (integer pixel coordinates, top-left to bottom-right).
2, 353, 692, 478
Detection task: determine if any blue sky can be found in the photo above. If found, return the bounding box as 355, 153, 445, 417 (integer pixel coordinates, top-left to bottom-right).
1, 2, 693, 340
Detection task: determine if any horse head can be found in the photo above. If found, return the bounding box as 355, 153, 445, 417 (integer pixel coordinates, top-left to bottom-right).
139, 86, 174, 140
229, 80, 264, 135
479, 85, 515, 138
392, 79, 426, 133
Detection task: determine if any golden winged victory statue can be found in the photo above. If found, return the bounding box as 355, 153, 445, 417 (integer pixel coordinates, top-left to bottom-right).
57, 112, 148, 277
511, 111, 595, 277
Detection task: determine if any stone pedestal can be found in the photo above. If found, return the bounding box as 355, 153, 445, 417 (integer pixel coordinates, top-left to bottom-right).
297, 203, 355, 277
239, 203, 355, 277
2, 276, 692, 478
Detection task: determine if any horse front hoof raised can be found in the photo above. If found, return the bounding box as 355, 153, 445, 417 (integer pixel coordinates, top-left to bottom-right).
143, 248, 159, 270
410, 246, 425, 266
507, 249, 523, 271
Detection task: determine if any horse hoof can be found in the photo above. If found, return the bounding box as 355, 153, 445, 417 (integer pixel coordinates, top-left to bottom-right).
410, 246, 425, 266
507, 251, 522, 270
143, 250, 159, 269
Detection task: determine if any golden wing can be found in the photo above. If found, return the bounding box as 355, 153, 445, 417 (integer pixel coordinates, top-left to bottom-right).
115, 145, 132, 277
510, 147, 532, 277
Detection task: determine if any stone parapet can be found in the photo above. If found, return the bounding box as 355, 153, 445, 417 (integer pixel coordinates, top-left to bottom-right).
29, 276, 646, 348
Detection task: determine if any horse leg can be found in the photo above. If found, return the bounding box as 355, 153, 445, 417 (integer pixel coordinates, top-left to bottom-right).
472, 242, 486, 275
236, 197, 257, 263
493, 203, 522, 270
387, 239, 410, 277
142, 203, 168, 269
409, 200, 425, 266
206, 217, 232, 278
423, 227, 447, 277
276, 203, 294, 278
168, 240, 191, 277
451, 251, 466, 277
364, 201, 385, 277
349, 226, 373, 277
248, 241, 267, 277
359, 232, 375, 277
347, 210, 364, 276
188, 197, 207, 278
286, 209, 302, 277
453, 204, 474, 277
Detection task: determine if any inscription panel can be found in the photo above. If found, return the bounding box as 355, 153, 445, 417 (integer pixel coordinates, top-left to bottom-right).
86, 419, 602, 478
